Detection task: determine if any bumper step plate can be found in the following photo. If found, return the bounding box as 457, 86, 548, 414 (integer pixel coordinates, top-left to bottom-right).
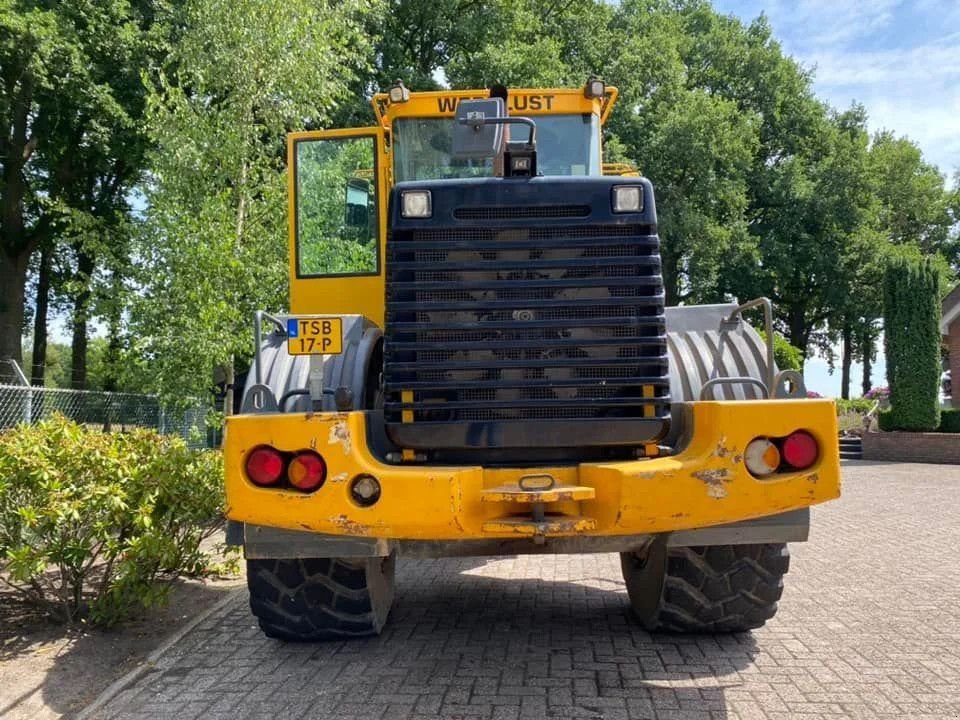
482, 514, 597, 536
480, 484, 595, 504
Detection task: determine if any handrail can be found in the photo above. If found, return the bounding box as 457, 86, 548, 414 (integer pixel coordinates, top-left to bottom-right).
700, 377, 769, 401
253, 311, 287, 386
724, 298, 776, 397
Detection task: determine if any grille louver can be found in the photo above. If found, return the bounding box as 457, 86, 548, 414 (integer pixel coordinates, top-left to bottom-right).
384, 189, 670, 450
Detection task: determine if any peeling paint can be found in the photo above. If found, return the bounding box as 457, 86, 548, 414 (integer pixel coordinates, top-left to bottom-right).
309, 436, 317, 450
807, 472, 819, 484
327, 421, 352, 455
713, 435, 729, 457
692, 467, 731, 499
330, 514, 368, 535
330, 472, 349, 484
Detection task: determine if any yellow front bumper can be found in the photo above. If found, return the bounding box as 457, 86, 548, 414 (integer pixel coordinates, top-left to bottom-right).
224, 400, 840, 540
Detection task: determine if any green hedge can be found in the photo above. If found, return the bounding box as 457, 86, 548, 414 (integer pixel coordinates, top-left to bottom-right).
939, 409, 960, 433
0, 416, 224, 625
878, 407, 960, 433
882, 256, 941, 431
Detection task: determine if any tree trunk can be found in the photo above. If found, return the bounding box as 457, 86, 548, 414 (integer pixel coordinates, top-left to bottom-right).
661, 248, 680, 307
861, 329, 873, 396
1, 68, 35, 370
787, 306, 807, 357
31, 246, 52, 386
840, 324, 852, 400
103, 315, 121, 393
223, 359, 235, 418
0, 251, 29, 368
70, 249, 95, 389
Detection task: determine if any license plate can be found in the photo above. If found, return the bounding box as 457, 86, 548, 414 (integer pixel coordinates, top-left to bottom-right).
286, 318, 343, 355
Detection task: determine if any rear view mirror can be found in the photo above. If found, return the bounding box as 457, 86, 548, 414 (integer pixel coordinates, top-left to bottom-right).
345, 178, 370, 228
452, 98, 505, 158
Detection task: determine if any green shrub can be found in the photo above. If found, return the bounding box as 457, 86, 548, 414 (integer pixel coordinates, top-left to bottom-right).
0, 416, 224, 625
939, 409, 960, 433
835, 398, 874, 416
883, 256, 941, 431
877, 409, 895, 432
757, 330, 803, 371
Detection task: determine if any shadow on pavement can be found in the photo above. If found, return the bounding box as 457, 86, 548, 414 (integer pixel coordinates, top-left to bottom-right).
79, 555, 760, 719
10, 580, 238, 720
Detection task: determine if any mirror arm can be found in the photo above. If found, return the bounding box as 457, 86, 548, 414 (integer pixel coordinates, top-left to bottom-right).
460, 116, 537, 149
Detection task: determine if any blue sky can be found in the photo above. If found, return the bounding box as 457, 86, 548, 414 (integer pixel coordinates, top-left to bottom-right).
713, 0, 960, 177
713, 0, 960, 396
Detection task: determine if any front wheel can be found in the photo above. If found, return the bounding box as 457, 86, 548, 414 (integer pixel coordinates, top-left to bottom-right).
621, 541, 789, 632
247, 554, 396, 641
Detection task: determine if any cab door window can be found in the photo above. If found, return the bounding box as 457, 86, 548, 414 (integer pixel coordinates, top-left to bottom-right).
295, 135, 378, 277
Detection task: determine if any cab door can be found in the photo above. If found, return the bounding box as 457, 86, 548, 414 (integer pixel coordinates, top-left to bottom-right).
287, 128, 388, 326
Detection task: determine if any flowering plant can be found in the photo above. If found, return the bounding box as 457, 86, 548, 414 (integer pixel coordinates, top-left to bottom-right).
863, 386, 890, 400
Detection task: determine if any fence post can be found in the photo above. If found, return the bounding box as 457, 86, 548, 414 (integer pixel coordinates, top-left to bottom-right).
5, 359, 32, 424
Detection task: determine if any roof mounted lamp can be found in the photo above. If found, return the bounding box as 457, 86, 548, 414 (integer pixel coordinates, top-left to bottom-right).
388, 80, 410, 104
584, 76, 605, 99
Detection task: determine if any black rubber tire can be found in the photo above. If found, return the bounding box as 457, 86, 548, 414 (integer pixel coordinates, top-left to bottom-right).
621, 542, 789, 633
247, 554, 396, 641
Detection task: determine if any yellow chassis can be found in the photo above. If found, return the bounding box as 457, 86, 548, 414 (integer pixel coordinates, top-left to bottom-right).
224, 399, 840, 542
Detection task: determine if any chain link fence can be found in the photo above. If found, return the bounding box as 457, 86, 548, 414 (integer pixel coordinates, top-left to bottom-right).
0, 360, 218, 448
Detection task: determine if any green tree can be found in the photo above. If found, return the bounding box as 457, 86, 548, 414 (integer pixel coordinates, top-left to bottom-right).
1, 0, 170, 385
883, 254, 942, 431
134, 0, 376, 409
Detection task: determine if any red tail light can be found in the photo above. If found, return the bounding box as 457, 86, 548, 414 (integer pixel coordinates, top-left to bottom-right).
782, 431, 819, 470
246, 446, 285, 486
287, 451, 327, 492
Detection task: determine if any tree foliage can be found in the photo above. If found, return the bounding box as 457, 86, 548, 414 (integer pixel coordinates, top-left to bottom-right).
4, 0, 958, 399
0, 0, 168, 379
883, 255, 942, 431
132, 0, 376, 406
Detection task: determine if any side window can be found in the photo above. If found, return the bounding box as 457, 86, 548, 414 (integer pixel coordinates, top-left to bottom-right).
295, 135, 378, 276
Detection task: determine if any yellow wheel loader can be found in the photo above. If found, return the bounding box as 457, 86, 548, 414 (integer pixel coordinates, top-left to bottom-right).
224, 81, 840, 640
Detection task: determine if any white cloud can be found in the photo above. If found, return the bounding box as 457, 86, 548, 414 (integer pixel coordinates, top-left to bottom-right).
716, 1, 960, 173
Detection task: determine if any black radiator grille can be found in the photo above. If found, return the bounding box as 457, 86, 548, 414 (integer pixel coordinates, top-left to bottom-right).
453, 205, 590, 220
384, 222, 670, 444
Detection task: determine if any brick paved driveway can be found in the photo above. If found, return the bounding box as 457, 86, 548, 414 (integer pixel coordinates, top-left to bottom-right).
88, 462, 960, 720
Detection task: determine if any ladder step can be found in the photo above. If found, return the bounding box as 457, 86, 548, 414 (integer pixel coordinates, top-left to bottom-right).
480, 484, 596, 504
482, 514, 597, 536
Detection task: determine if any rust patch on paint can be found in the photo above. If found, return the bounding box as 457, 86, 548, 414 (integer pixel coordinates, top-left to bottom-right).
328, 421, 351, 454
713, 436, 729, 457
807, 472, 819, 483
692, 468, 731, 499
732, 453, 743, 464
330, 514, 368, 535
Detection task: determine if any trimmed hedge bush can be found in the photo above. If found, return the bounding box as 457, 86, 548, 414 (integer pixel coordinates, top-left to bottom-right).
0, 416, 224, 625
878, 408, 960, 433
883, 256, 941, 431
939, 409, 960, 433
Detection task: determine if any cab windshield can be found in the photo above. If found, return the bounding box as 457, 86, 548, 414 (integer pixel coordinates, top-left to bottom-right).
392, 114, 601, 182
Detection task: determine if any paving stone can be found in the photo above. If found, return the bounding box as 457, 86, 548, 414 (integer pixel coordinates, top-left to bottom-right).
86, 462, 960, 720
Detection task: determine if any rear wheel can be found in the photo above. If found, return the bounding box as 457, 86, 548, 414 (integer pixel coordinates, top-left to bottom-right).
247, 554, 396, 641
621, 541, 789, 632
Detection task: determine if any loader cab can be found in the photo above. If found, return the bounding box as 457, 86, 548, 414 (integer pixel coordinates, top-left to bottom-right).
286, 83, 619, 325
